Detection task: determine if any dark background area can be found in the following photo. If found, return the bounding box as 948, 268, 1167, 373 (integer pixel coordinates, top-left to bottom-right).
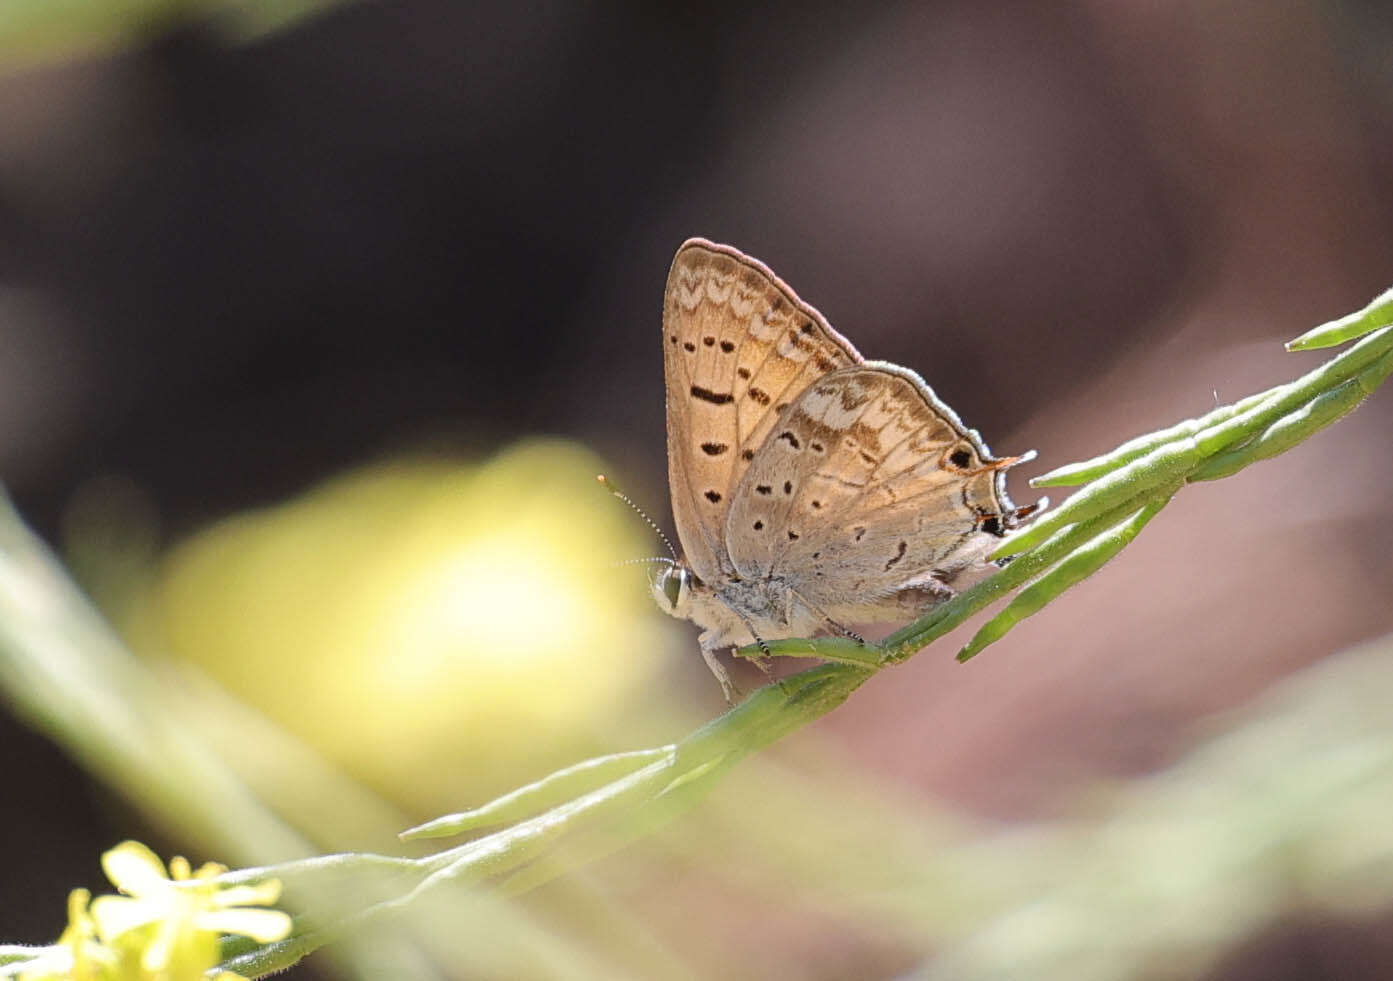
2, 0, 1212, 539
4, 0, 1393, 975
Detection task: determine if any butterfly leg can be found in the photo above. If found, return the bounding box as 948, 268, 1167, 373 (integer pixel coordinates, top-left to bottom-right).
817, 618, 865, 645
729, 613, 778, 692
731, 621, 781, 694
741, 632, 777, 680
787, 588, 867, 646
894, 573, 957, 608
698, 633, 741, 703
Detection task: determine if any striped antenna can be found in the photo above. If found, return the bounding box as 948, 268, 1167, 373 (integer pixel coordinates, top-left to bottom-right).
612, 556, 677, 570
596, 474, 678, 561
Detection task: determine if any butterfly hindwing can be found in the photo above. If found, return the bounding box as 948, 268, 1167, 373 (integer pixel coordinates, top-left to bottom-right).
725, 363, 1013, 608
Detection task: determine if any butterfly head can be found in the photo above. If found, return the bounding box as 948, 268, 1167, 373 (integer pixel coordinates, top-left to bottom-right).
650, 560, 701, 620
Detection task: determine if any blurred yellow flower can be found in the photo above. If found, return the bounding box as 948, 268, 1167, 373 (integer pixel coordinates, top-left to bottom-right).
16, 888, 115, 981
91, 841, 291, 972
15, 843, 288, 981
129, 439, 679, 814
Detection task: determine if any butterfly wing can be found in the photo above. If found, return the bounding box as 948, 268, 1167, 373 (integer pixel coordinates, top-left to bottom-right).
725, 363, 1021, 609
663, 239, 861, 581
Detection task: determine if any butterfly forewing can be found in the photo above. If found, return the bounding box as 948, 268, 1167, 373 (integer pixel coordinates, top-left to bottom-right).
663, 239, 861, 580
726, 364, 1015, 605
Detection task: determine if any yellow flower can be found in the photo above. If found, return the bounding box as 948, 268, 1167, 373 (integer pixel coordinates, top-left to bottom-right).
88, 841, 291, 980
17, 888, 117, 981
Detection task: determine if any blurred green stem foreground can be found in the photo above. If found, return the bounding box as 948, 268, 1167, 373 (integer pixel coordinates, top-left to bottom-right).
1, 288, 1391, 978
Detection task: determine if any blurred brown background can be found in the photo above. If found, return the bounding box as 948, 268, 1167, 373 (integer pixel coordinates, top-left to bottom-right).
3, 0, 1393, 977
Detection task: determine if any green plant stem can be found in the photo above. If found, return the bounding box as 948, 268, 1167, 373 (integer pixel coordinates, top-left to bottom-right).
880, 493, 1162, 661
401, 747, 676, 840
958, 497, 1167, 660
1037, 325, 1391, 487
1189, 346, 1393, 482
216, 663, 869, 978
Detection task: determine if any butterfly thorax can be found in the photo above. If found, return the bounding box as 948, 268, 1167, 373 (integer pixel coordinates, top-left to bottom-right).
651, 561, 820, 652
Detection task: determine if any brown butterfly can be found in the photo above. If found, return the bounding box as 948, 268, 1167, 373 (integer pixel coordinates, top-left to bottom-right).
651, 239, 1038, 697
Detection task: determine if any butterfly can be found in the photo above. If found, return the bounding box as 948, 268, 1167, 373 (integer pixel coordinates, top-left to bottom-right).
652, 239, 1038, 698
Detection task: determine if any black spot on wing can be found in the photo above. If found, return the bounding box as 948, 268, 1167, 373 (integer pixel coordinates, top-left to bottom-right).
777, 431, 801, 450
720, 340, 735, 353
700, 442, 729, 456
747, 387, 771, 406
884, 541, 908, 571
704, 490, 722, 503
691, 386, 734, 405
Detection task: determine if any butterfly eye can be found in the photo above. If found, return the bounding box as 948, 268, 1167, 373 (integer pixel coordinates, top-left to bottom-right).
662, 567, 685, 608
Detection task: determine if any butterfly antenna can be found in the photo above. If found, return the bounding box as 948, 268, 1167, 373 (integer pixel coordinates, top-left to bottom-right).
612, 556, 677, 570
596, 474, 679, 561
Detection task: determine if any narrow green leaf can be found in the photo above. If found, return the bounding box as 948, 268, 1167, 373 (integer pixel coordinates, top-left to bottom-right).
879, 492, 1164, 662
1033, 390, 1269, 487
399, 747, 675, 840
1029, 324, 1392, 498
959, 498, 1167, 661
1189, 347, 1393, 482
1187, 328, 1392, 465
1287, 284, 1393, 351
995, 440, 1196, 557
